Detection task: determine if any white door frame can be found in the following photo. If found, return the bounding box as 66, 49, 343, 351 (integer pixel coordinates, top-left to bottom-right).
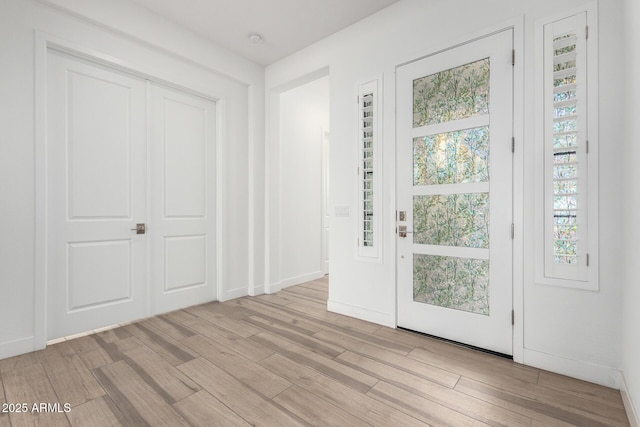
264, 67, 330, 294
321, 128, 330, 276
34, 33, 225, 349
393, 20, 524, 363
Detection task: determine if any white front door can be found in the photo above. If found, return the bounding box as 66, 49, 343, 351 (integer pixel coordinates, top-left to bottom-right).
149, 84, 217, 314
396, 30, 514, 355
47, 51, 148, 339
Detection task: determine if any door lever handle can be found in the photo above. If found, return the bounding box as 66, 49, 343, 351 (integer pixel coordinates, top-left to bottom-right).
130, 223, 146, 234
398, 225, 413, 238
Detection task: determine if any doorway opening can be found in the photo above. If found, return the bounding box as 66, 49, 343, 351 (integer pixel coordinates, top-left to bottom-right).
277, 75, 331, 288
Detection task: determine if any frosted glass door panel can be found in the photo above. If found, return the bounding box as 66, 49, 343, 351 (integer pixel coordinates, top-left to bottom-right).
413, 59, 489, 127
413, 254, 489, 315
413, 193, 489, 248
413, 127, 490, 186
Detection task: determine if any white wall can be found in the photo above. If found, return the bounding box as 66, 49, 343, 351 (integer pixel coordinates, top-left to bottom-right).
522, 0, 625, 385
279, 77, 330, 287
0, 0, 265, 359
623, 0, 640, 422
266, 0, 626, 386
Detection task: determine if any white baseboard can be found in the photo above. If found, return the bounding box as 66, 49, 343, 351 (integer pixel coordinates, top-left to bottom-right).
248, 284, 265, 296
220, 287, 248, 302
621, 373, 640, 427
265, 282, 282, 294
523, 348, 622, 389
327, 299, 395, 328
0, 336, 38, 360
281, 271, 324, 289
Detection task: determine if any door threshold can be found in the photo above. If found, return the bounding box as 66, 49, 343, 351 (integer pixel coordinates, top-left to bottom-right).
397, 327, 513, 360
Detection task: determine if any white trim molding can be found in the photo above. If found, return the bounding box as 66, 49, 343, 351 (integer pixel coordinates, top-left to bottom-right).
621, 373, 640, 427
281, 271, 325, 289
328, 299, 395, 328
267, 282, 283, 295
0, 337, 37, 361
220, 287, 250, 302
523, 348, 622, 389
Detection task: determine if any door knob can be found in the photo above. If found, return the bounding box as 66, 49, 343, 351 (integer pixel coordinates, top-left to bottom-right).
130, 223, 146, 234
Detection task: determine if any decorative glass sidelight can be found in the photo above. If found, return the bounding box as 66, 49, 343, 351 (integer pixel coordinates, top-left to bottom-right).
537, 9, 598, 288
357, 78, 380, 259
550, 31, 579, 266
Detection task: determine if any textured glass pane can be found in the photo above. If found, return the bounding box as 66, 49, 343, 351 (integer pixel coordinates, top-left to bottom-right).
554, 195, 577, 210
413, 254, 489, 315
554, 239, 577, 256
554, 212, 577, 258
555, 255, 577, 264
554, 89, 577, 103
554, 119, 577, 133
414, 193, 489, 248
554, 134, 577, 149
554, 44, 576, 56
554, 164, 577, 179
554, 152, 577, 164
413, 58, 490, 127
554, 105, 576, 118
554, 213, 577, 226
554, 179, 577, 195
413, 127, 489, 186
554, 75, 576, 88
554, 60, 576, 72
554, 225, 577, 240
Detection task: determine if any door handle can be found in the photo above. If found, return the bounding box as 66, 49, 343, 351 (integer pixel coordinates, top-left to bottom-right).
130, 223, 146, 235
398, 225, 413, 238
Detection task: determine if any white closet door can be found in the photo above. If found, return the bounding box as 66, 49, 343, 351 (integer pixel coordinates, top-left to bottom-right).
47, 51, 148, 340
149, 84, 217, 314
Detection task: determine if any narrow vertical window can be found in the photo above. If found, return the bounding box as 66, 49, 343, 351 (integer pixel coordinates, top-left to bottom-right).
537, 5, 598, 289
357, 79, 380, 259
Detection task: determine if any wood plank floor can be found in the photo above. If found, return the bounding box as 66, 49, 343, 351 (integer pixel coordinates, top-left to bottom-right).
0, 277, 630, 426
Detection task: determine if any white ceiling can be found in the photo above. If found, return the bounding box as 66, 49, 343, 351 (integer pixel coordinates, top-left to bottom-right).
126, 0, 400, 66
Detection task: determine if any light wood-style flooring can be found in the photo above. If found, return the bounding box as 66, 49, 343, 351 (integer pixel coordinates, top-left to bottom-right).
0, 277, 630, 426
